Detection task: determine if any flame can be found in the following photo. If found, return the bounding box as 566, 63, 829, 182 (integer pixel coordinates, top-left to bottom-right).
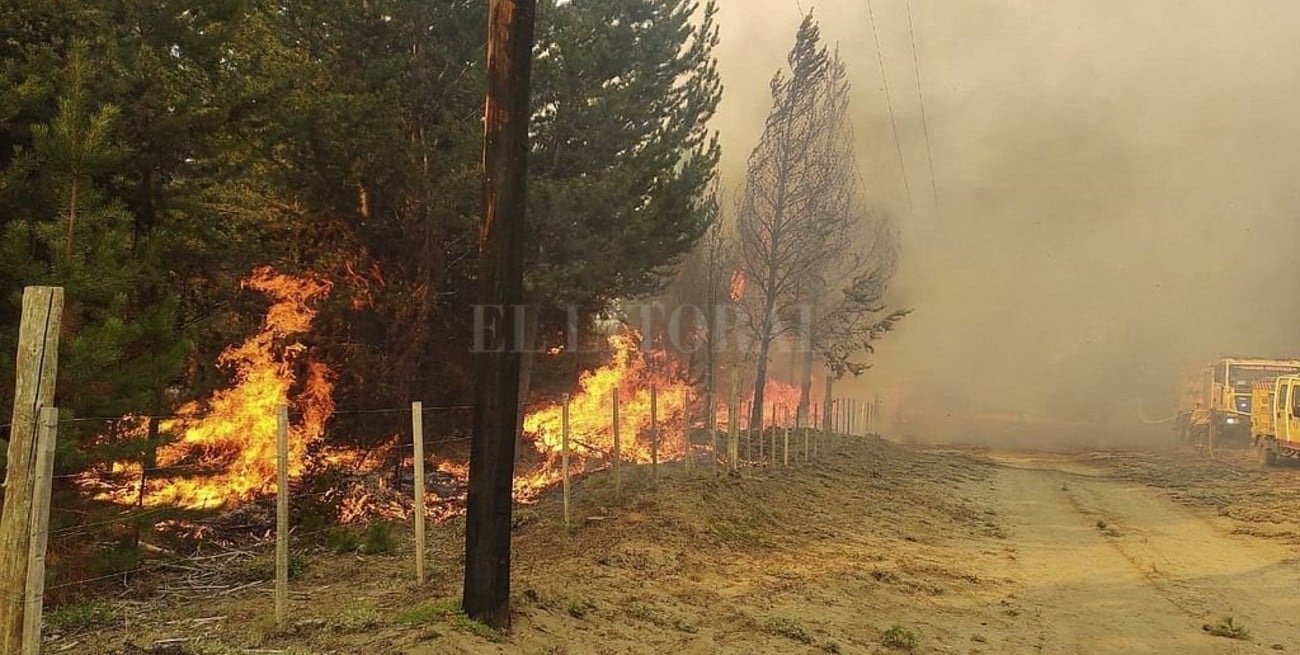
729, 270, 745, 302
522, 331, 694, 467
93, 268, 335, 509
706, 377, 825, 431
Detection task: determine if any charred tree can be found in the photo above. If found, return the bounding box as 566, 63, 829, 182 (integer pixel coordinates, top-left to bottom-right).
737, 14, 855, 430
464, 0, 536, 630
812, 212, 909, 381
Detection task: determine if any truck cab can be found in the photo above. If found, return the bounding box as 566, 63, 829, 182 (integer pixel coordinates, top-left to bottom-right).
1210, 357, 1300, 446
1252, 375, 1300, 465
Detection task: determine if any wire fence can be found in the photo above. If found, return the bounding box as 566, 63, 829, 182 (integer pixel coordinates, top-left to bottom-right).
0, 392, 885, 649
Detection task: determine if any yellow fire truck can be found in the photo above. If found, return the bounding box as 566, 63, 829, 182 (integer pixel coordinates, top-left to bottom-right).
1250, 375, 1300, 465
1177, 357, 1300, 447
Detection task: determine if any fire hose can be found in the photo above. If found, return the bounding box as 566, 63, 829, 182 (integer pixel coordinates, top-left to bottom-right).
1138, 399, 1177, 425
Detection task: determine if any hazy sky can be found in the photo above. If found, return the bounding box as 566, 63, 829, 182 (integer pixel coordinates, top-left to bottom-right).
711, 0, 1300, 424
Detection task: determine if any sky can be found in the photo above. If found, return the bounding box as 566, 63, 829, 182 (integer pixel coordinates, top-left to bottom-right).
708, 0, 1300, 432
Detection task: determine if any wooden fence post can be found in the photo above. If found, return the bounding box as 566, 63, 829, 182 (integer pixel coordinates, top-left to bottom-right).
20, 407, 57, 655
822, 377, 833, 436
769, 404, 777, 466
612, 389, 621, 495
276, 405, 290, 629
743, 401, 751, 462
650, 385, 659, 482
0, 286, 62, 655
809, 402, 817, 460
708, 389, 718, 472
783, 407, 790, 467
412, 402, 427, 585
562, 394, 571, 528
728, 368, 739, 473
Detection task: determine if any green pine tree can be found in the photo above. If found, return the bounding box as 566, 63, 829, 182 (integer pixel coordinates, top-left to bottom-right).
0, 41, 189, 471
529, 0, 723, 308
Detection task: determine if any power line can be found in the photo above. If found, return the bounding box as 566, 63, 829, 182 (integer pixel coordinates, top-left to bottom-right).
904, 0, 942, 225
865, 0, 915, 222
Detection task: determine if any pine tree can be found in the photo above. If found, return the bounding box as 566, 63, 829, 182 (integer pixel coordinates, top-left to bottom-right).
0, 40, 190, 470
517, 0, 723, 421
737, 14, 857, 430
529, 0, 722, 308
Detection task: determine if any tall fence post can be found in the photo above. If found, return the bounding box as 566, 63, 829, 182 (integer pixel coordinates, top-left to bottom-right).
20, 407, 57, 655
0, 286, 63, 655
783, 407, 790, 467
743, 400, 752, 462
810, 402, 818, 460
650, 385, 659, 482
708, 389, 718, 472
769, 404, 777, 466
612, 389, 621, 495
275, 405, 290, 629
822, 377, 833, 436
804, 404, 811, 462
562, 394, 571, 529
728, 368, 739, 473
412, 401, 427, 585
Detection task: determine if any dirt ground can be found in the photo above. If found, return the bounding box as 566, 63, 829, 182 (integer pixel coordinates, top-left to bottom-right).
53, 437, 1300, 654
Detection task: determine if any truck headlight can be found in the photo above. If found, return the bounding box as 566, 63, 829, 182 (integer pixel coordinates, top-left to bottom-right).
1226, 417, 1239, 425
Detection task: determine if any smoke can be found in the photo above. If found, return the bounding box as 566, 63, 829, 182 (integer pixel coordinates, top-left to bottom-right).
711, 0, 1300, 445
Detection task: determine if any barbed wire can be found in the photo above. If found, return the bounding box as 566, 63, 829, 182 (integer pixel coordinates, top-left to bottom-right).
4, 396, 865, 604
54, 403, 479, 425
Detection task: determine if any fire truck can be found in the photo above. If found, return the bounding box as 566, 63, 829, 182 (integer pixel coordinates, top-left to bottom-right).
1250, 375, 1300, 465
1176, 357, 1300, 447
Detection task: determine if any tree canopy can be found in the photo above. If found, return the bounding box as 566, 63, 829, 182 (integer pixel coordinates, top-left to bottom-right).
0, 0, 722, 472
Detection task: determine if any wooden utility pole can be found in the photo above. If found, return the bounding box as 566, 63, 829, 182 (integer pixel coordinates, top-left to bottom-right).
464, 0, 535, 630
0, 286, 63, 655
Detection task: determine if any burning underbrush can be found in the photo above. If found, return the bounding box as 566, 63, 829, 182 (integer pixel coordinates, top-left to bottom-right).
523, 331, 694, 466
74, 272, 692, 544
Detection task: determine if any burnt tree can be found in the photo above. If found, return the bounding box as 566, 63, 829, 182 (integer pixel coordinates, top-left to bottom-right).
737, 14, 855, 431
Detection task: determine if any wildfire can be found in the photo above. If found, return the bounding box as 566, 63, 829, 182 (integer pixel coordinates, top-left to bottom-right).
94, 268, 335, 509
707, 377, 824, 431
729, 270, 745, 302
522, 331, 694, 466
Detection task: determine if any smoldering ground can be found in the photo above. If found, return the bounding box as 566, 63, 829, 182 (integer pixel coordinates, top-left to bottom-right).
708, 0, 1300, 449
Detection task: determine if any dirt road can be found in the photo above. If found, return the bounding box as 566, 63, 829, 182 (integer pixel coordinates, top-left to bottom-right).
984, 454, 1300, 654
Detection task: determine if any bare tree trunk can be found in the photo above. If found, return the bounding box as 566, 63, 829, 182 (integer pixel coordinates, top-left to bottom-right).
798, 342, 813, 428
750, 326, 774, 431
464, 0, 535, 630
65, 178, 79, 263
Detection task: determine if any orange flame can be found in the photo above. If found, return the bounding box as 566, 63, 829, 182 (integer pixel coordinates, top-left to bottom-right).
522, 331, 694, 467
95, 268, 335, 509
729, 270, 745, 302
709, 377, 823, 430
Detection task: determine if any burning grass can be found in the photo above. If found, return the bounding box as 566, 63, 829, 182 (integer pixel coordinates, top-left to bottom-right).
523, 331, 693, 465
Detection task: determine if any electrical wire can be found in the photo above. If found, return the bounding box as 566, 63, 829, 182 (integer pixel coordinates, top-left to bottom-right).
904, 0, 942, 224
865, 0, 915, 222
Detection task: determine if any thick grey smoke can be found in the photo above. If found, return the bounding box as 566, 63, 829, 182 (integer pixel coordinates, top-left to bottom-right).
712, 0, 1300, 444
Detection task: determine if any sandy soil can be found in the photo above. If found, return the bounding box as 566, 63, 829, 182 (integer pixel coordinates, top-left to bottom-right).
57, 439, 1300, 654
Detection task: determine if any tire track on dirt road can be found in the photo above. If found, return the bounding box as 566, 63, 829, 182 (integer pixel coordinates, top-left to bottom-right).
987, 455, 1287, 654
